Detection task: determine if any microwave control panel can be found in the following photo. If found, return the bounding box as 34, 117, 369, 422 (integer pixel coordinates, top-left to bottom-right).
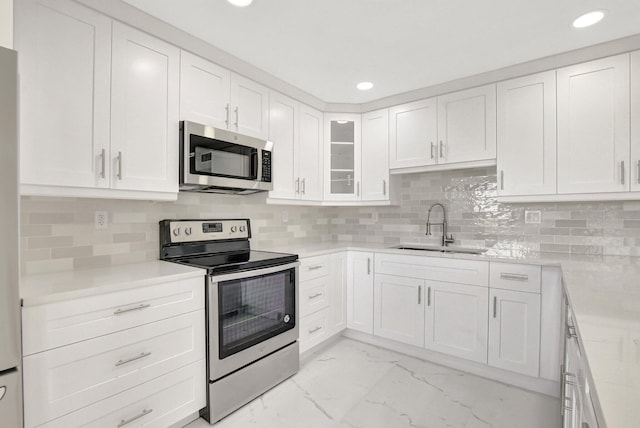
261, 150, 272, 182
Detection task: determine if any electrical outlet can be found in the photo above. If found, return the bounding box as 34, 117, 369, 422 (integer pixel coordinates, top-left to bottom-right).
281, 210, 288, 223
95, 211, 108, 229
525, 210, 541, 224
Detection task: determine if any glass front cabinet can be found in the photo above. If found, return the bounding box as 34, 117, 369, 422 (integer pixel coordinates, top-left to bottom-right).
324, 114, 362, 201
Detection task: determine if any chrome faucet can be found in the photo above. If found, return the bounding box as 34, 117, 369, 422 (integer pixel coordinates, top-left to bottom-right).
426, 203, 454, 246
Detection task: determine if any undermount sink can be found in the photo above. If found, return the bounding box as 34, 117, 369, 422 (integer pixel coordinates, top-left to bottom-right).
390, 244, 488, 255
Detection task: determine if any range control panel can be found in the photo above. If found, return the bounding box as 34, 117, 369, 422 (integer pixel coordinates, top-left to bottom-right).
168, 219, 250, 243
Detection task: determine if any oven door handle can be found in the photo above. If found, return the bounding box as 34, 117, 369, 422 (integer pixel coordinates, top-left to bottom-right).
208, 261, 301, 283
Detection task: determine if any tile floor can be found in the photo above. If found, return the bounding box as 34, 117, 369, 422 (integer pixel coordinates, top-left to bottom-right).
186, 338, 561, 428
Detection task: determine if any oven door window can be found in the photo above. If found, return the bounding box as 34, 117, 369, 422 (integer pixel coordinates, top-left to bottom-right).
218, 267, 296, 359
190, 134, 258, 180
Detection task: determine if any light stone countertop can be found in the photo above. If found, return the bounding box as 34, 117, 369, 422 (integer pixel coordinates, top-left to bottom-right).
20, 260, 206, 306
259, 241, 640, 428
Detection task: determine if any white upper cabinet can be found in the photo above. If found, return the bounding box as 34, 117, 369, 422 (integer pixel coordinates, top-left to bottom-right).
557, 54, 630, 194
389, 98, 438, 169
497, 71, 557, 196
110, 22, 179, 193
632, 51, 640, 192
17, 0, 111, 189
437, 84, 496, 164
324, 113, 362, 201
180, 51, 231, 129
230, 73, 269, 139
268, 91, 323, 201
361, 109, 390, 201
179, 52, 268, 139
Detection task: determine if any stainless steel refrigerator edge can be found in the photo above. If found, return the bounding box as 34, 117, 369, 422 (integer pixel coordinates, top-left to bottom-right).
0, 46, 22, 428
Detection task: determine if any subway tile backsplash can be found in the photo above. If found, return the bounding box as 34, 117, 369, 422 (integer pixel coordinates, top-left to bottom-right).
20, 167, 640, 275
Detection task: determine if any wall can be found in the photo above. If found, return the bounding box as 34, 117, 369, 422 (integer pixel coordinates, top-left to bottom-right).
20, 167, 640, 275
0, 0, 12, 48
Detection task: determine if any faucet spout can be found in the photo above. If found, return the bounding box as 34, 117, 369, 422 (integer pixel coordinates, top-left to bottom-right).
426, 203, 454, 247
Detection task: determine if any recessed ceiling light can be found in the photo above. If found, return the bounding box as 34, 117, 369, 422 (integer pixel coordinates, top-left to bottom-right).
356, 81, 374, 91
572, 10, 606, 28
227, 0, 253, 7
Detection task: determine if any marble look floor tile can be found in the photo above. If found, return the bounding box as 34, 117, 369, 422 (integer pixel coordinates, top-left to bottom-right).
185, 338, 561, 428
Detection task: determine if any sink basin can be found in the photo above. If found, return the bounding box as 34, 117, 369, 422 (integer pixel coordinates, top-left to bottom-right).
390, 244, 488, 255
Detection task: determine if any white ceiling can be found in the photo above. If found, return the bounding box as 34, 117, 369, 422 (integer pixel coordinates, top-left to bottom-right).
123, 0, 640, 104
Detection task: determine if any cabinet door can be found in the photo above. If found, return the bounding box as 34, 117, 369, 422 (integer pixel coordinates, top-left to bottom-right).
230, 73, 269, 139
497, 71, 557, 196
361, 109, 390, 201
425, 281, 488, 363
389, 98, 437, 169
16, 0, 111, 188
346, 251, 374, 334
325, 114, 362, 201
632, 51, 640, 192
268, 91, 298, 199
437, 84, 496, 164
374, 274, 425, 347
330, 252, 348, 334
488, 289, 540, 377
179, 51, 231, 129
298, 105, 324, 200
110, 22, 179, 193
557, 54, 630, 194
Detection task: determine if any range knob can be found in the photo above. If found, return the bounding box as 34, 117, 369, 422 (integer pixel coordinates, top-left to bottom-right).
185, 227, 192, 236
230, 226, 238, 233
172, 227, 180, 237
239, 225, 246, 232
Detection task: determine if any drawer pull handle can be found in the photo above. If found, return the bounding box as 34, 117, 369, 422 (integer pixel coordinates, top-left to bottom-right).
114, 303, 150, 315
117, 408, 153, 427
307, 265, 323, 271
309, 293, 323, 300
427, 286, 431, 307
115, 351, 152, 367
309, 326, 322, 334
499, 273, 528, 281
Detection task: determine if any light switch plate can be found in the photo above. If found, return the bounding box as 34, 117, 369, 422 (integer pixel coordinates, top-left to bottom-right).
525, 210, 541, 224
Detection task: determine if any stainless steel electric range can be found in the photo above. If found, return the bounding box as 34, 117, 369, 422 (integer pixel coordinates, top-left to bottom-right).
159, 219, 300, 424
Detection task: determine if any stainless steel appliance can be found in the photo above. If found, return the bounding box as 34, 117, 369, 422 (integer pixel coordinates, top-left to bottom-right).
180, 121, 273, 194
0, 46, 22, 427
159, 219, 299, 424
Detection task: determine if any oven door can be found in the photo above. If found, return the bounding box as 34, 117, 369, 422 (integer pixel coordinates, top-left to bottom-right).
207, 261, 299, 380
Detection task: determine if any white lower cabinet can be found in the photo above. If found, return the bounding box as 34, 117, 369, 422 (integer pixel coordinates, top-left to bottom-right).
488, 289, 541, 377
329, 252, 348, 333
424, 281, 489, 363
347, 251, 374, 334
300, 307, 331, 353
373, 274, 425, 347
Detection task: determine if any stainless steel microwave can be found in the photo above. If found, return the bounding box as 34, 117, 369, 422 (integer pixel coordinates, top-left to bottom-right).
179, 121, 273, 194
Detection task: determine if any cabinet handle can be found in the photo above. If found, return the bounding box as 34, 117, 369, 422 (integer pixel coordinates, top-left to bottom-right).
307, 265, 323, 271
418, 286, 422, 304
500, 170, 504, 190
117, 151, 122, 180
309, 326, 322, 334
493, 296, 497, 318
295, 178, 300, 194
427, 286, 431, 306
115, 351, 152, 367
117, 408, 153, 427
113, 303, 150, 315
309, 292, 323, 300
234, 106, 239, 129
430, 142, 435, 159
357, 182, 360, 197
383, 179, 386, 196
367, 258, 371, 275
621, 161, 625, 185
499, 272, 528, 281
302, 178, 306, 195
100, 148, 106, 179
439, 140, 444, 158
637, 160, 640, 184
225, 104, 230, 127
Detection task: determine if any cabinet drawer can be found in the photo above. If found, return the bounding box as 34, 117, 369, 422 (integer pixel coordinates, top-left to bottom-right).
490, 262, 541, 293
299, 255, 330, 281
23, 310, 205, 428
300, 276, 330, 317
22, 276, 204, 355
300, 307, 331, 353
40, 360, 206, 428
375, 253, 488, 286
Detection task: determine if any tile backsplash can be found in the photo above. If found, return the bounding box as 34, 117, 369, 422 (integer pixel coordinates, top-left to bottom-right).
20, 167, 640, 275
